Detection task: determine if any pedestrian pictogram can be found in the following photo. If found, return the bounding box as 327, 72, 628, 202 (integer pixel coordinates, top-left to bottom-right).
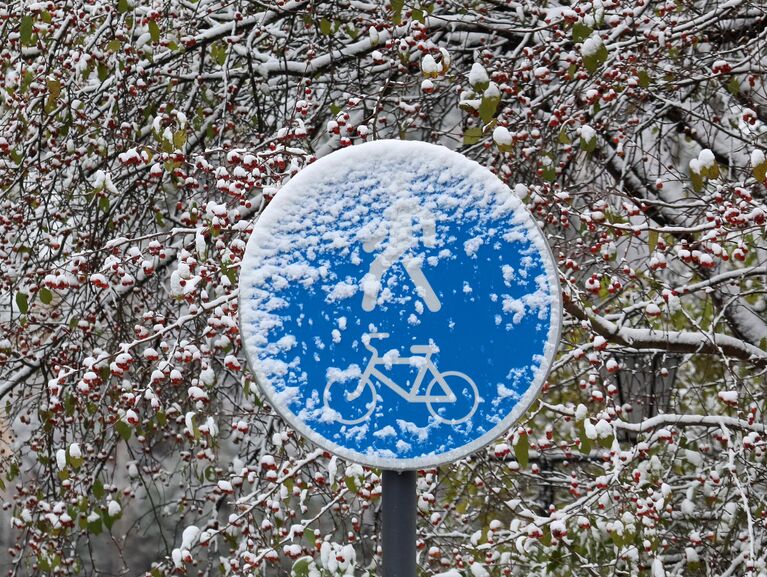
361, 204, 441, 312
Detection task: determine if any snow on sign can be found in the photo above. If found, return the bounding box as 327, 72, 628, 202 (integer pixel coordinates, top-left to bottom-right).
239, 140, 562, 469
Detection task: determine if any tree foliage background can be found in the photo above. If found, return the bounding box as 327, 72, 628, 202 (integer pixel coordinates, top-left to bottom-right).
1, 0, 767, 576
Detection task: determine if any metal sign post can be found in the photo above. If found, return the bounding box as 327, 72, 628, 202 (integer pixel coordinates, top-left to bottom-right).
382, 470, 416, 577
238, 140, 563, 574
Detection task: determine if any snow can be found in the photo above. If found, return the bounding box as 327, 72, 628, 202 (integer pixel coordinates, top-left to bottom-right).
469, 563, 490, 577
698, 148, 716, 168
645, 302, 661, 316
513, 184, 528, 200
181, 525, 200, 549
493, 126, 512, 146
68, 443, 81, 459
91, 170, 118, 194
580, 124, 596, 142
435, 571, 463, 577
468, 63, 489, 87
239, 140, 562, 469
583, 420, 598, 440
581, 34, 603, 57
484, 82, 500, 98
594, 419, 613, 438
107, 500, 121, 517
421, 55, 439, 75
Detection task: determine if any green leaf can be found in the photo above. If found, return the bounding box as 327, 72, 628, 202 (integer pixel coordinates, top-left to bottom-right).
319, 18, 332, 36
572, 22, 593, 43
221, 262, 237, 285
583, 44, 608, 74
148, 20, 160, 43
577, 421, 592, 455
9, 461, 19, 481
598, 434, 613, 449
97, 63, 110, 83
292, 556, 312, 577
726, 77, 740, 95
107, 38, 122, 52
344, 24, 359, 39
21, 70, 34, 94
38, 556, 50, 572
463, 127, 483, 146
599, 276, 610, 299
173, 130, 187, 150
39, 287, 53, 305
210, 42, 227, 66
88, 517, 103, 535
45, 78, 61, 114
391, 0, 404, 24
345, 476, 358, 494
20, 15, 34, 46
558, 129, 571, 145
648, 230, 659, 253
99, 196, 110, 212
638, 69, 650, 88
580, 136, 597, 153
690, 169, 704, 193
478, 96, 500, 124
117, 0, 132, 13
116, 420, 132, 441
412, 7, 425, 23
93, 479, 105, 499
597, 44, 609, 62
514, 432, 529, 468
753, 160, 767, 182
541, 165, 557, 182
67, 452, 83, 470
47, 78, 61, 100
16, 293, 29, 314
202, 465, 216, 482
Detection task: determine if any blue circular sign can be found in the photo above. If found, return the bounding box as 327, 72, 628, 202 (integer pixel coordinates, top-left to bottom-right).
239, 140, 561, 469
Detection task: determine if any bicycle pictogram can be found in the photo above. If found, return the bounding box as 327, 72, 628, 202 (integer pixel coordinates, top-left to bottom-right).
323, 333, 479, 426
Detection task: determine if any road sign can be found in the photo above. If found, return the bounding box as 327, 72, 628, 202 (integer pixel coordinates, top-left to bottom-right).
239, 140, 562, 469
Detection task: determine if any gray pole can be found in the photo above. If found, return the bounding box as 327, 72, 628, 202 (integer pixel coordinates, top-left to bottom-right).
382, 470, 417, 577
